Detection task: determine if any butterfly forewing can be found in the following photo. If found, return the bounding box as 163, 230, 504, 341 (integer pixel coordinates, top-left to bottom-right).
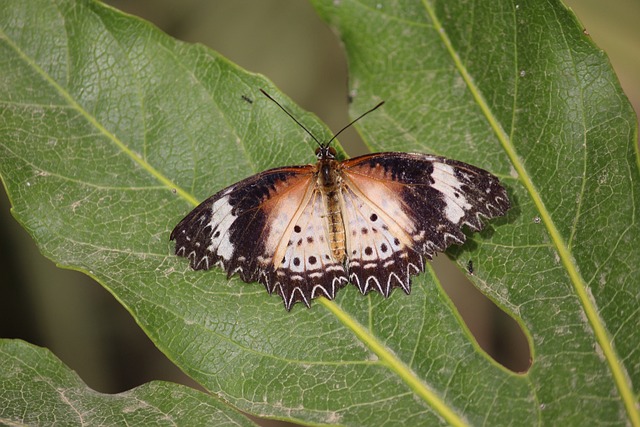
170, 167, 307, 276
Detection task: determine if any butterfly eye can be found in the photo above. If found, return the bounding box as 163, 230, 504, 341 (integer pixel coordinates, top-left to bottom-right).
328, 146, 337, 158
315, 147, 321, 156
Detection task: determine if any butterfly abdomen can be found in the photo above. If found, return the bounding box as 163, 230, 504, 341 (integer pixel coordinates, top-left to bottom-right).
317, 159, 347, 264
324, 189, 346, 263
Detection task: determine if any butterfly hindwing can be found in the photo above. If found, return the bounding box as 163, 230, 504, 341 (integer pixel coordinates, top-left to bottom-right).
341, 184, 424, 297
268, 190, 348, 309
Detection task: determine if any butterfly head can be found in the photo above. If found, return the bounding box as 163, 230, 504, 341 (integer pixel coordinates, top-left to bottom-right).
315, 145, 337, 160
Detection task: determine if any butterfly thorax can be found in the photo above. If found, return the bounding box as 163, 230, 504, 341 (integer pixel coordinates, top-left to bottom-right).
316, 157, 347, 264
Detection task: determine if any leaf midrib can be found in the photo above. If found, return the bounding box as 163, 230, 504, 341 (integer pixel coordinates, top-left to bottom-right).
420, 0, 640, 423
319, 297, 468, 427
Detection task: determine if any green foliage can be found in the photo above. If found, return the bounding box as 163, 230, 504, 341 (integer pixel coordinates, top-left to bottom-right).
1, 0, 638, 425
0, 340, 259, 426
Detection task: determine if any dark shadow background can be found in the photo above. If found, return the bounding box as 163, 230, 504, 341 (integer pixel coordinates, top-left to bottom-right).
1, 1, 638, 424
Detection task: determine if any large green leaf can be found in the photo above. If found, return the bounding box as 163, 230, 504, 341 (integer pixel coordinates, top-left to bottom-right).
1, 0, 638, 426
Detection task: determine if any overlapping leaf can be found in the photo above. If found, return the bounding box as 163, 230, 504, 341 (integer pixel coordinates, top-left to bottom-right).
0, 340, 258, 426
0, 0, 638, 425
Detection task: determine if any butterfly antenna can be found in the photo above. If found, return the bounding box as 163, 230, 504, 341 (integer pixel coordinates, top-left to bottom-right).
260, 89, 322, 146
325, 100, 385, 146
260, 89, 384, 147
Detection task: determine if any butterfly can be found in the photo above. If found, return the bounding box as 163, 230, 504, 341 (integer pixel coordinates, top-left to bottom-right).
170, 91, 510, 310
